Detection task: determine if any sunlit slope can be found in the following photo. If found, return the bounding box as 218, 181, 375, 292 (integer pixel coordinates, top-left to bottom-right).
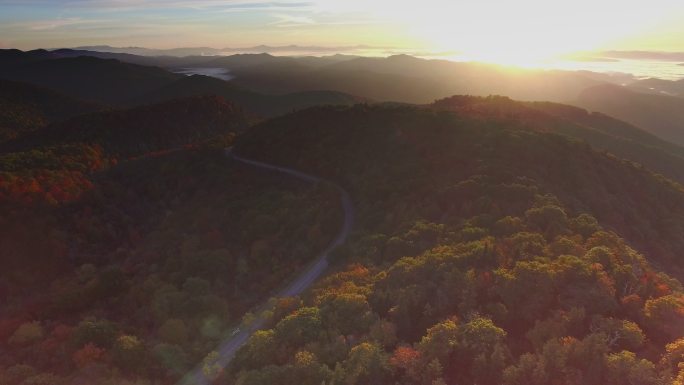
574, 84, 684, 146
236, 103, 684, 274
430, 95, 684, 183
140, 75, 364, 117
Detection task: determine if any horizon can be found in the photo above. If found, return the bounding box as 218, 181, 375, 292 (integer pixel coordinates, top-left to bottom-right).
6, 43, 684, 81
2, 0, 684, 68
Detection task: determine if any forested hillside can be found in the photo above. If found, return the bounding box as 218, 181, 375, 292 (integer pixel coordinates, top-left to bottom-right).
429, 95, 684, 184
2, 56, 181, 105
575, 84, 684, 146
0, 97, 343, 384
140, 75, 364, 118
0, 50, 363, 117
227, 54, 605, 103
2, 96, 249, 157
0, 80, 102, 142
228, 104, 684, 385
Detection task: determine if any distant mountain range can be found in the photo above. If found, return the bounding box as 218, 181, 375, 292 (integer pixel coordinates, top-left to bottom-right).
600, 50, 684, 61
0, 49, 363, 116
70, 45, 684, 63
4, 47, 684, 147
70, 44, 386, 57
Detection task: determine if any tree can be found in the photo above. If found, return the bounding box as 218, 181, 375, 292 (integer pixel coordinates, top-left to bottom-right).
369, 319, 398, 349
500, 232, 546, 261
200, 315, 225, 340
460, 317, 506, 352
236, 330, 277, 370
389, 346, 421, 382
493, 216, 526, 237
158, 318, 188, 346
72, 343, 105, 368
202, 351, 222, 379
291, 351, 333, 385
319, 293, 375, 335
644, 294, 684, 341
590, 316, 645, 351
151, 284, 186, 321
495, 261, 556, 323
526, 308, 585, 351
390, 346, 421, 370
2, 364, 37, 384
566, 333, 610, 385
525, 205, 568, 237
659, 338, 684, 381
8, 321, 44, 345
604, 351, 658, 385
182, 277, 211, 296
152, 343, 189, 377
417, 320, 459, 366
275, 307, 322, 346
674, 363, 684, 385
23, 372, 64, 385
71, 318, 118, 349
570, 213, 600, 239
91, 266, 126, 300
112, 335, 145, 372
502, 340, 570, 385
458, 317, 509, 385
334, 342, 390, 385
272, 297, 303, 322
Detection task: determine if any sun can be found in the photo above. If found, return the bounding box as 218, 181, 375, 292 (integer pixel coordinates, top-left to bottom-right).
410, 9, 599, 69
444, 46, 562, 69
331, 0, 684, 69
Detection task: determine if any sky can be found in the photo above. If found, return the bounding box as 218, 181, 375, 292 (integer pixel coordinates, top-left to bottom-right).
1, 0, 684, 66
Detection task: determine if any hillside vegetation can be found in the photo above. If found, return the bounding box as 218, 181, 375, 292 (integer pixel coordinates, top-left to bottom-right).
0, 98, 343, 384
575, 84, 684, 146
0, 80, 102, 141
228, 103, 684, 385
2, 96, 249, 157
3, 45, 684, 385
429, 95, 684, 184
2, 56, 181, 105
140, 75, 364, 117
0, 50, 363, 117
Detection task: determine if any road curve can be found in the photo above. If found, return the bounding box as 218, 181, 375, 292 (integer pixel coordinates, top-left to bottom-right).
178, 148, 354, 385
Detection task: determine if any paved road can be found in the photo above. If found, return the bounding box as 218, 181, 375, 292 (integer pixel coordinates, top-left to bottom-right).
178, 148, 354, 385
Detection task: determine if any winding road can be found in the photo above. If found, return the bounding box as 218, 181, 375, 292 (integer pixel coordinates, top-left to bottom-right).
178, 148, 354, 385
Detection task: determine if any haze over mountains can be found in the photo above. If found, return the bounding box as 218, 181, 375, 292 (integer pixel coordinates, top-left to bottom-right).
71, 45, 385, 57
4, 47, 684, 145
3, 44, 684, 385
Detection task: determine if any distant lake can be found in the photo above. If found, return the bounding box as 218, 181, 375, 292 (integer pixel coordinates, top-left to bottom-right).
173, 67, 234, 81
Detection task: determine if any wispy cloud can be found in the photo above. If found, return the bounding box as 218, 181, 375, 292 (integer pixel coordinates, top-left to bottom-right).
0, 0, 392, 50
0, 0, 313, 11
21, 17, 108, 31
270, 13, 315, 27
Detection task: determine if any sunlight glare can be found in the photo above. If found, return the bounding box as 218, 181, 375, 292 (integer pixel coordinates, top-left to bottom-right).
316, 0, 684, 68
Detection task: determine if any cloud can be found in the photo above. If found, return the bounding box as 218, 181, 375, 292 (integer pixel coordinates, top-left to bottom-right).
270, 13, 315, 27
0, 0, 313, 11
21, 17, 107, 31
